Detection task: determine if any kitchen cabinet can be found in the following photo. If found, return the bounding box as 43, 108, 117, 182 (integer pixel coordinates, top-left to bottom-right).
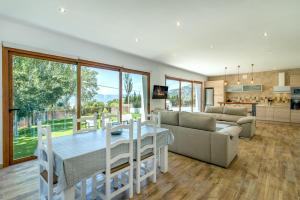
243, 85, 263, 92
291, 110, 300, 123
225, 84, 263, 92
273, 107, 291, 122
225, 85, 243, 92
256, 106, 266, 120
265, 107, 274, 121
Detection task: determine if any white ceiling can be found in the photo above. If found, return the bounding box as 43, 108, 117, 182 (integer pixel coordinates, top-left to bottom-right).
1, 0, 300, 76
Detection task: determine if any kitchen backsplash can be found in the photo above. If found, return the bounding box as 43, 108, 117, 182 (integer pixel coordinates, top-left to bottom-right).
226, 94, 290, 104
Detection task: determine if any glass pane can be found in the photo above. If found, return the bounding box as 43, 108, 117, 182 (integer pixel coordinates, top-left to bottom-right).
181, 81, 192, 112
12, 55, 77, 160
122, 72, 148, 121
193, 83, 202, 112
81, 67, 120, 127
166, 79, 180, 111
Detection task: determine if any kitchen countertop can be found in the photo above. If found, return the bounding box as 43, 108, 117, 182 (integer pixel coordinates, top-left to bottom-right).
256, 103, 290, 108
218, 102, 257, 105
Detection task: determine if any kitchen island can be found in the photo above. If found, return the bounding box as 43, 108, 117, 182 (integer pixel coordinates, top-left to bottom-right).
218, 102, 258, 116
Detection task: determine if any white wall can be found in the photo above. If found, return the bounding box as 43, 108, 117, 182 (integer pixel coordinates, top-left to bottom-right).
0, 16, 207, 165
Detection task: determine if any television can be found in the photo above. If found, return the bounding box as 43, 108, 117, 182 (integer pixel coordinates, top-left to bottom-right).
152, 85, 168, 99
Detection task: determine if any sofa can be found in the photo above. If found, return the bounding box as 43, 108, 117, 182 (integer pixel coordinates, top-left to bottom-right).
160, 111, 242, 168
203, 106, 256, 138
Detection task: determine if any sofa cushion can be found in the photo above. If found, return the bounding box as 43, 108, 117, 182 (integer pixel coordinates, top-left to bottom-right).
223, 107, 247, 116
202, 112, 223, 121
179, 112, 216, 131
219, 114, 242, 122
160, 111, 179, 126
205, 106, 223, 114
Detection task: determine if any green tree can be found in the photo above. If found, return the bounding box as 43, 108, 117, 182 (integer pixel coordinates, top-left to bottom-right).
13, 56, 98, 126
124, 74, 133, 106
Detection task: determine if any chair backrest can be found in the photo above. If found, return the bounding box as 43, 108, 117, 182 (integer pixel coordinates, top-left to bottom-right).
145, 112, 161, 128
73, 113, 98, 133
122, 114, 132, 123
37, 121, 54, 198
136, 118, 157, 161
101, 111, 120, 130
105, 119, 133, 175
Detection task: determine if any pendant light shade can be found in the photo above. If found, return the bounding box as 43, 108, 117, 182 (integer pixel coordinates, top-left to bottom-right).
237, 65, 240, 85
250, 64, 254, 84
224, 67, 228, 86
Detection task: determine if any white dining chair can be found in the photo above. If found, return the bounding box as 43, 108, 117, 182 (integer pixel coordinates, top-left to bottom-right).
101, 111, 120, 130
37, 121, 60, 200
135, 118, 157, 194
96, 120, 134, 200
73, 113, 98, 134
72, 113, 98, 200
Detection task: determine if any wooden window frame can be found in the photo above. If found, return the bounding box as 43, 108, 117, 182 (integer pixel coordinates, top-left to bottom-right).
2, 47, 151, 166
165, 75, 203, 112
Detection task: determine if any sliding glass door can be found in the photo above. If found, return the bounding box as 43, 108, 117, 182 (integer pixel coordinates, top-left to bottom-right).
165, 76, 202, 112
181, 81, 192, 112
11, 55, 77, 162
193, 82, 202, 112
4, 48, 150, 166
122, 72, 149, 120
165, 79, 180, 111
81, 66, 120, 127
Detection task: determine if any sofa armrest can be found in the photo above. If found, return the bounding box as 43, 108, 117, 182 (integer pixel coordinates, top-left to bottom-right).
211, 126, 241, 168
237, 116, 255, 125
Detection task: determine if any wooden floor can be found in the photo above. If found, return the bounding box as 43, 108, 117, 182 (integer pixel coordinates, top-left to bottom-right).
1, 122, 300, 200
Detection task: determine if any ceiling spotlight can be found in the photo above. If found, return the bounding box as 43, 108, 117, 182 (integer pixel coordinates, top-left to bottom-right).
135, 38, 139, 43
264, 32, 268, 37
176, 21, 181, 27
58, 7, 66, 13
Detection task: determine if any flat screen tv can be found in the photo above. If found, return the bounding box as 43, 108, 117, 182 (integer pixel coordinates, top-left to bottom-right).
152, 85, 168, 99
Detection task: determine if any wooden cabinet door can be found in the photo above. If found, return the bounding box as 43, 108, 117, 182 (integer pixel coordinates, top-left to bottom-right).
273, 107, 291, 122
265, 107, 274, 121
256, 107, 266, 120
291, 110, 300, 123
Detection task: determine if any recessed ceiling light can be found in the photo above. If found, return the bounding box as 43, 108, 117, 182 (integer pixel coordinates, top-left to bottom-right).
210, 44, 214, 49
58, 7, 66, 13
176, 21, 181, 27
135, 38, 139, 43
264, 32, 268, 37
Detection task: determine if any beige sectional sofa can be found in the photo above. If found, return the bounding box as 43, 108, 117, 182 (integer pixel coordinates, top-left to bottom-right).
203, 106, 256, 138
160, 111, 242, 168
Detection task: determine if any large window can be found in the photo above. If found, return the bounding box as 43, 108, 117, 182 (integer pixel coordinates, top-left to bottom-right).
81, 67, 120, 126
122, 72, 149, 120
165, 79, 180, 111
3, 48, 150, 165
165, 76, 202, 112
11, 55, 77, 160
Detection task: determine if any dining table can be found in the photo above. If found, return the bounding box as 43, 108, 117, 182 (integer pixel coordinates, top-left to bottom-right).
40, 125, 173, 200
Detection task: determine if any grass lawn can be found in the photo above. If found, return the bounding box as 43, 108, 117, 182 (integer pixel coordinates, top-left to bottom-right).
13, 113, 142, 160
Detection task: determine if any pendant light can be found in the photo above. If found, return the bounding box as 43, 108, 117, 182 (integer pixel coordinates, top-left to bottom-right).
237, 65, 240, 85
250, 64, 254, 84
224, 67, 228, 86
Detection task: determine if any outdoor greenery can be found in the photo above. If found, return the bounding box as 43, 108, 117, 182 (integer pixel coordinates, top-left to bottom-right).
12, 56, 145, 160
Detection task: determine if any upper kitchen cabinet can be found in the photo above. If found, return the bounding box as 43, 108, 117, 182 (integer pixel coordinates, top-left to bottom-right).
225, 84, 263, 92
225, 85, 243, 92
243, 84, 263, 92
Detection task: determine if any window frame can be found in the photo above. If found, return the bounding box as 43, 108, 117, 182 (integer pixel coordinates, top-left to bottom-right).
2, 47, 150, 166
165, 75, 203, 112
